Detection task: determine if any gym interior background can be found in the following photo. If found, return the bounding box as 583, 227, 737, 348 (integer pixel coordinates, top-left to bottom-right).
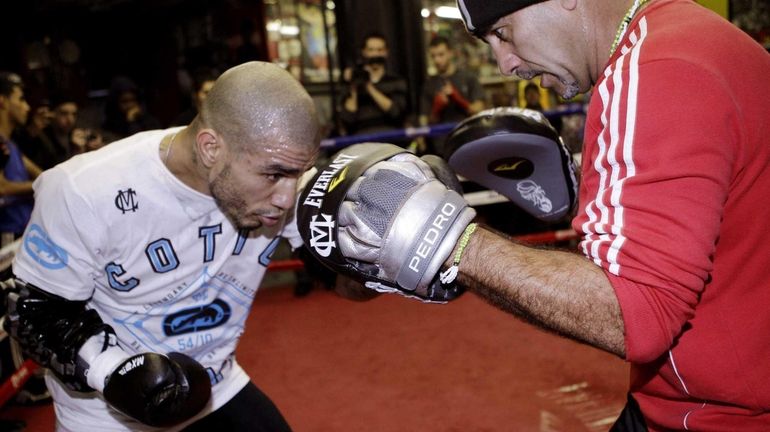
0, 0, 766, 141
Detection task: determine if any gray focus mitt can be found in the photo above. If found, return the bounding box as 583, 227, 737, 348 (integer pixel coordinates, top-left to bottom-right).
445, 107, 578, 222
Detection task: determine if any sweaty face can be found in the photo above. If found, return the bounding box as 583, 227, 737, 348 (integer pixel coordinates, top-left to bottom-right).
484, 6, 583, 100
209, 135, 318, 231
429, 44, 452, 74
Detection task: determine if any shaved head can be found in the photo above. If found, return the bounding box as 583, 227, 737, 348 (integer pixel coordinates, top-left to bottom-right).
200, 61, 320, 153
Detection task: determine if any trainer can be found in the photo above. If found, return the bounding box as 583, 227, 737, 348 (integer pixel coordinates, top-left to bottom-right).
298, 0, 770, 430
3, 62, 321, 431
451, 0, 770, 428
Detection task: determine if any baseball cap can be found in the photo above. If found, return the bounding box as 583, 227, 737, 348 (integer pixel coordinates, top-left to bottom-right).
456, 0, 546, 36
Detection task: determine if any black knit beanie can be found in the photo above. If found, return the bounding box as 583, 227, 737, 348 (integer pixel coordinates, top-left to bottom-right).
456, 0, 546, 35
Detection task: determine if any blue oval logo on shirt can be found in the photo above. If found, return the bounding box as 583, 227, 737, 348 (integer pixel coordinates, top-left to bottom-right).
163, 299, 232, 336
24, 224, 69, 270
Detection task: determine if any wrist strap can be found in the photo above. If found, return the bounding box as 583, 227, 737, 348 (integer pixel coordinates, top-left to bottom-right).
439, 223, 477, 285
85, 343, 131, 392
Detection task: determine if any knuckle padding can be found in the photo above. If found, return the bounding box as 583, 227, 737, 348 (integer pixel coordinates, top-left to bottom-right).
297, 143, 474, 302
103, 352, 211, 427
297, 143, 406, 273
355, 169, 416, 237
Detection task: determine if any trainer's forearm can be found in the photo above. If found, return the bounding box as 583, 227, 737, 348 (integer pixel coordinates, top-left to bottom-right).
456, 226, 626, 358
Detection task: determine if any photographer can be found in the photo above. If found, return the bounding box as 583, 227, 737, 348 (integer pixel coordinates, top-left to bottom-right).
419, 35, 485, 156
339, 32, 408, 139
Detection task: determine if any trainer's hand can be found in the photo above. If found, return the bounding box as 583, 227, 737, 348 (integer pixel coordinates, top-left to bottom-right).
102, 352, 211, 427
340, 152, 475, 301
297, 143, 475, 302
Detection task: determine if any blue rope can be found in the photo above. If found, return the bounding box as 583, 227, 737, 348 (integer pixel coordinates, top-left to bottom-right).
321, 104, 585, 149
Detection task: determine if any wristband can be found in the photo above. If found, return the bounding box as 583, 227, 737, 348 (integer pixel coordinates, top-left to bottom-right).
84, 343, 131, 392
439, 223, 478, 285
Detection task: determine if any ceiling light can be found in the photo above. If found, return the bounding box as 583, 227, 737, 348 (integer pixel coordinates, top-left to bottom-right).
435, 6, 462, 20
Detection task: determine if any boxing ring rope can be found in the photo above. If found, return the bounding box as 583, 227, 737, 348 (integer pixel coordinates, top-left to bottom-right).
303, 102, 586, 273
319, 103, 585, 208
0, 225, 580, 405
319, 103, 586, 150
265, 228, 580, 273
0, 233, 581, 406
0, 359, 37, 407
0, 239, 40, 407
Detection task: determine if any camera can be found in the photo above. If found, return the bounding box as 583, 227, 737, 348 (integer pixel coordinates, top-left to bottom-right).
350, 62, 370, 85
349, 56, 386, 85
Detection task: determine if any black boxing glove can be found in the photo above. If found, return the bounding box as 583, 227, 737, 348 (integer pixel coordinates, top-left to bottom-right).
2, 278, 211, 427
100, 352, 211, 427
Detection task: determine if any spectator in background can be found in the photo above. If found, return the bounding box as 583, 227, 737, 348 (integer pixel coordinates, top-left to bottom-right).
45, 95, 78, 159
172, 67, 219, 126
16, 94, 105, 169
419, 35, 485, 155
523, 82, 543, 111
339, 32, 408, 139
102, 75, 160, 141
0, 73, 53, 408
0, 72, 42, 247
235, 19, 267, 65
522, 82, 562, 133
13, 99, 52, 164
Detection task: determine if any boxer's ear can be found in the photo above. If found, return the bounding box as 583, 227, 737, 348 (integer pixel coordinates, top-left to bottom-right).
196, 129, 221, 168
445, 107, 577, 222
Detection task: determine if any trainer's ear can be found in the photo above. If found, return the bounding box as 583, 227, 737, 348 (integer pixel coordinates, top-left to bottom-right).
196, 129, 221, 168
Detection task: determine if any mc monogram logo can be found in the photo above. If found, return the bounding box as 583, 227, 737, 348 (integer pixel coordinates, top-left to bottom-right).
309, 213, 336, 257
115, 188, 139, 214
